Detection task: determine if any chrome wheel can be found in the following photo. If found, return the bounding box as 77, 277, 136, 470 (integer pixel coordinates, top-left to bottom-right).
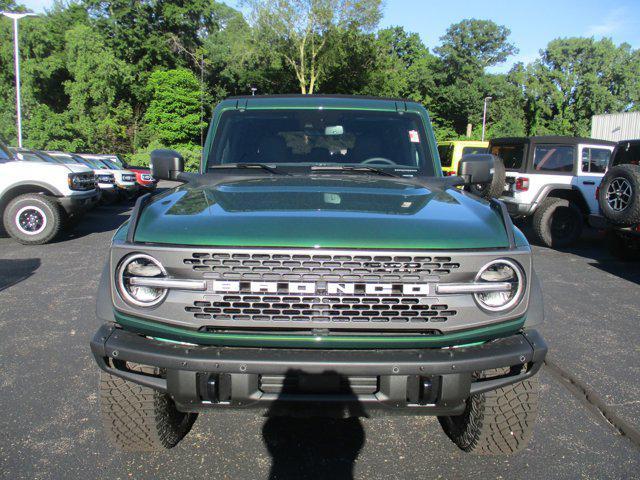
15, 206, 47, 235
606, 178, 632, 212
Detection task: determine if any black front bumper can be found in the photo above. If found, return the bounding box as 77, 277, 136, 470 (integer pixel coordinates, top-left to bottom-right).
58, 190, 100, 215
91, 325, 547, 416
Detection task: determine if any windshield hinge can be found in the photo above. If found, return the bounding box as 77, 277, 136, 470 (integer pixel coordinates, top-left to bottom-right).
395, 101, 407, 113
236, 98, 248, 111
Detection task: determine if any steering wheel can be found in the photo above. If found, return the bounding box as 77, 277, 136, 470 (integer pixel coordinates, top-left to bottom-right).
361, 157, 396, 165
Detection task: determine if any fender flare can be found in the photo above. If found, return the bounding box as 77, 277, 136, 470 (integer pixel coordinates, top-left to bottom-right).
533, 183, 589, 213
523, 269, 544, 328
96, 259, 116, 323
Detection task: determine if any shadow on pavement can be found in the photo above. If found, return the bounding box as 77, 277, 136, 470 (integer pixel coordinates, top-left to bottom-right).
57, 203, 134, 242
520, 221, 640, 283
262, 370, 367, 480
0, 258, 41, 292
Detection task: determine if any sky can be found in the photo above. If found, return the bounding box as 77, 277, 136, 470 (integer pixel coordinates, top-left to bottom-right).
17, 0, 640, 72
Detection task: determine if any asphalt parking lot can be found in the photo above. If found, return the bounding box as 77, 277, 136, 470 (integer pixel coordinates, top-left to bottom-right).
1, 185, 639, 479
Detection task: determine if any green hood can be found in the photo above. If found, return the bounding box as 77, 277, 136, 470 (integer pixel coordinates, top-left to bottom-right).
132, 176, 511, 249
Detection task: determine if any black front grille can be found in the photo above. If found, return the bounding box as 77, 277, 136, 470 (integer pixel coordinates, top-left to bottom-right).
184, 251, 459, 282
186, 294, 457, 324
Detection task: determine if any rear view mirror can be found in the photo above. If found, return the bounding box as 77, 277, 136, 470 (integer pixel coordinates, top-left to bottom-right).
150, 149, 184, 181
325, 125, 344, 136
457, 154, 494, 184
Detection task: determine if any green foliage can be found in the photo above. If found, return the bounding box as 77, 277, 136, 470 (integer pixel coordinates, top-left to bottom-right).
144, 68, 206, 146
244, 0, 383, 93
519, 38, 640, 136
126, 140, 202, 173
0, 1, 638, 158
435, 19, 518, 80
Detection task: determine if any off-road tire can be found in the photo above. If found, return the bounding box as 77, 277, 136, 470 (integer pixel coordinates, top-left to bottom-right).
3, 193, 62, 245
606, 230, 640, 261
598, 164, 640, 227
532, 197, 583, 248
468, 157, 506, 199
438, 369, 540, 455
99, 370, 197, 452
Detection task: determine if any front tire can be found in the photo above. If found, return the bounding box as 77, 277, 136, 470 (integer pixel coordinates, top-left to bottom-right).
439, 370, 540, 455
99, 371, 197, 452
3, 193, 62, 245
532, 197, 583, 248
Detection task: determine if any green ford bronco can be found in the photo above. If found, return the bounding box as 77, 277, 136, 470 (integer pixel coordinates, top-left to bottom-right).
91, 95, 547, 454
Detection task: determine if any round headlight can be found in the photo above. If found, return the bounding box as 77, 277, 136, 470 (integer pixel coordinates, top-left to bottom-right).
474, 259, 524, 312
116, 253, 168, 307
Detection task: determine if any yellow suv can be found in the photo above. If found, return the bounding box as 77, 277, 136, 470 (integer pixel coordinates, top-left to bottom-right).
438, 140, 489, 176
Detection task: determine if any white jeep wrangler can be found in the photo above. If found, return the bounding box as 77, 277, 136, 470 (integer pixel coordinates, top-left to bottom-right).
490, 136, 615, 247
0, 142, 99, 245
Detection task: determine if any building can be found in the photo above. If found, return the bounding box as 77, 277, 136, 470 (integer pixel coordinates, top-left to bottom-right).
591, 112, 640, 142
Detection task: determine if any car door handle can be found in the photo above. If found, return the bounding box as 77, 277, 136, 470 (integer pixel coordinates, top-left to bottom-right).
582, 181, 595, 185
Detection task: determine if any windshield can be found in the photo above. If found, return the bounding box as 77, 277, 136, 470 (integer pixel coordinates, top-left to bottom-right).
0, 142, 12, 161
100, 159, 120, 169
490, 144, 525, 170
462, 146, 488, 156
81, 157, 107, 169
207, 109, 436, 176
36, 151, 66, 164
12, 150, 46, 163
105, 156, 125, 168
437, 144, 453, 167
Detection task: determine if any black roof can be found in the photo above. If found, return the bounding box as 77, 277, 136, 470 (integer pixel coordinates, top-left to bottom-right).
490, 136, 616, 146
615, 139, 640, 146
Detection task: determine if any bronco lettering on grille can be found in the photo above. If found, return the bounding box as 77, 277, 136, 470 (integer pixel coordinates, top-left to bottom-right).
211, 281, 431, 295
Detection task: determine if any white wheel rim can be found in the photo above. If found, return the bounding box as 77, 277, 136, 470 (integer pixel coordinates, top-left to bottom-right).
15, 205, 48, 235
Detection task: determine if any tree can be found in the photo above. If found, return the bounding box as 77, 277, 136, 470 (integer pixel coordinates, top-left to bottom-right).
521, 38, 640, 136
435, 19, 517, 80
61, 24, 132, 151
204, 3, 297, 98
359, 26, 435, 102
144, 68, 205, 146
244, 0, 382, 94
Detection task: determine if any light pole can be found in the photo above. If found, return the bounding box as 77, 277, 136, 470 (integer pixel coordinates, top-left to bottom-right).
1, 11, 38, 148
481, 96, 492, 142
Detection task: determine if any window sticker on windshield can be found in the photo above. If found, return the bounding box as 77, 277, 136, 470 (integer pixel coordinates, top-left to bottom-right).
408, 130, 420, 143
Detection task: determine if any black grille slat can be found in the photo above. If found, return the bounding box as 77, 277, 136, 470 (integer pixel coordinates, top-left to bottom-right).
185, 294, 457, 324
185, 251, 458, 281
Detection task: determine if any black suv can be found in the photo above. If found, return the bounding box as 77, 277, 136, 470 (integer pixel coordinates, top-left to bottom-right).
590, 139, 640, 259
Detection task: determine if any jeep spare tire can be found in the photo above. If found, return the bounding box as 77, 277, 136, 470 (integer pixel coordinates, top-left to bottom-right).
468, 156, 506, 199
3, 193, 62, 245
598, 164, 640, 227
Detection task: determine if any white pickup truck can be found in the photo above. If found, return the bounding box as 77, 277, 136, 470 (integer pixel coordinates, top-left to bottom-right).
0, 143, 99, 244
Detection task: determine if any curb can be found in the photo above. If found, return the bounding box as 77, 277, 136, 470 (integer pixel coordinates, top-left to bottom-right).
544, 358, 640, 449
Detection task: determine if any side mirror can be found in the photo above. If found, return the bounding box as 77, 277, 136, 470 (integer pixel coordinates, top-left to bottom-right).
150, 149, 184, 181
458, 154, 506, 199
457, 154, 495, 184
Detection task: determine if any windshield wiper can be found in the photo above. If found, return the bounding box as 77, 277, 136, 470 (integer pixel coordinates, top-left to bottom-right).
310, 165, 399, 177
209, 163, 287, 175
